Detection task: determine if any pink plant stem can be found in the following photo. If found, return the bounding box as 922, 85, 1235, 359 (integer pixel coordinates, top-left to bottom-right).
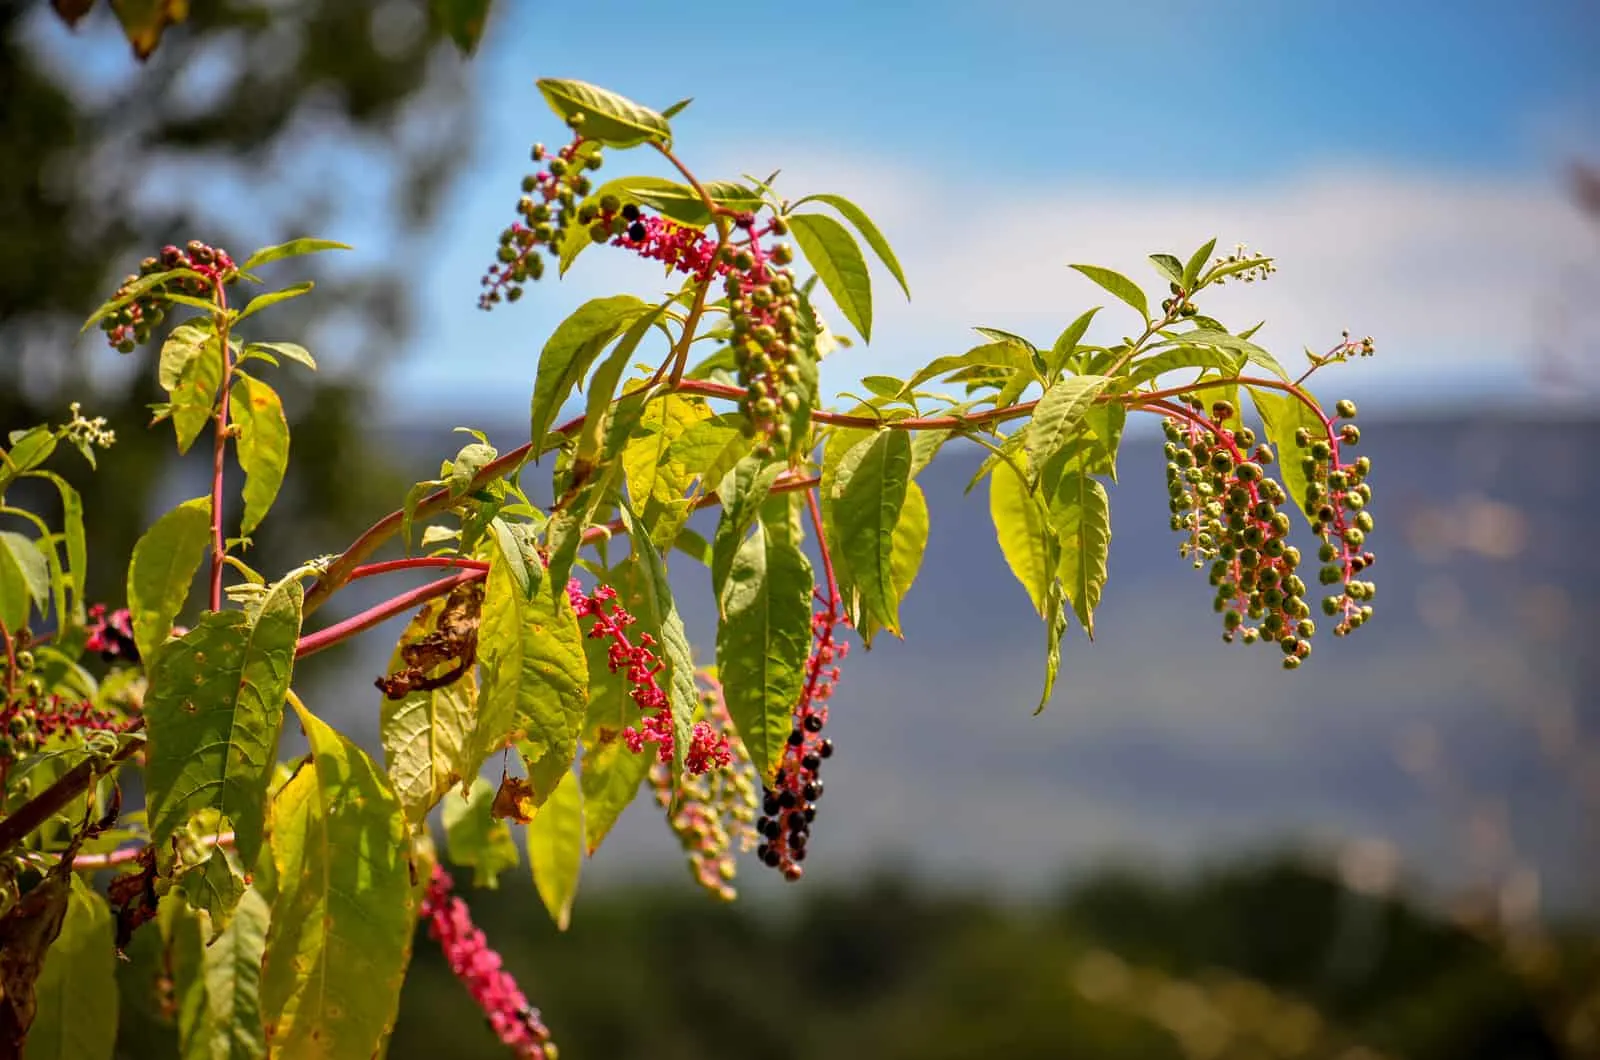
208, 284, 233, 612
349, 557, 489, 580
294, 569, 486, 660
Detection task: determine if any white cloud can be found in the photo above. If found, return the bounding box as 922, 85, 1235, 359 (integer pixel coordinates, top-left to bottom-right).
724, 150, 1599, 394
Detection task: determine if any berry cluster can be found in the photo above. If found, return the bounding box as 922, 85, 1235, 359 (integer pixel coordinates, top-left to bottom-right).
2, 658, 129, 776
85, 604, 140, 663
421, 864, 556, 1059
566, 578, 731, 775
756, 593, 848, 881
720, 220, 807, 456
479, 135, 604, 308
649, 675, 759, 901
1290, 398, 1377, 635
1164, 400, 1315, 668
100, 241, 236, 352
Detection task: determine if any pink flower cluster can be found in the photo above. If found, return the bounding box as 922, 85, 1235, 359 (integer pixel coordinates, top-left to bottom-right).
566, 579, 731, 775
611, 213, 728, 282
421, 864, 554, 1059
85, 604, 140, 662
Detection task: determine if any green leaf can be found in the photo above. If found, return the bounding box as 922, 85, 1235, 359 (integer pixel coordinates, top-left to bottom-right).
442, 777, 520, 888
661, 97, 693, 119
1148, 253, 1186, 287
526, 767, 583, 929
24, 875, 116, 1060
715, 515, 814, 781
237, 282, 313, 322
673, 526, 714, 566
159, 321, 215, 393
169, 329, 225, 454
1047, 307, 1103, 376
536, 78, 671, 148
144, 574, 302, 869
1183, 238, 1218, 289
1082, 402, 1127, 482
1047, 471, 1111, 638
190, 885, 270, 1060
229, 374, 290, 536
177, 847, 248, 937
430, 0, 493, 55
447, 441, 498, 501
791, 193, 911, 299
2, 426, 58, 488
31, 470, 86, 623
711, 456, 783, 601
245, 341, 317, 372
530, 295, 649, 453
80, 269, 193, 332
618, 504, 698, 778
1249, 386, 1328, 526
787, 212, 874, 342
904, 340, 1034, 393
239, 239, 351, 271
126, 496, 212, 662
665, 413, 748, 499
476, 535, 587, 806
989, 457, 1052, 618
1039, 580, 1070, 715
0, 531, 48, 631
1124, 342, 1244, 387
1025, 375, 1111, 477
909, 430, 949, 478
857, 479, 929, 644
1069, 264, 1149, 322
261, 699, 414, 1060
831, 430, 912, 637
380, 599, 477, 826
1163, 328, 1287, 381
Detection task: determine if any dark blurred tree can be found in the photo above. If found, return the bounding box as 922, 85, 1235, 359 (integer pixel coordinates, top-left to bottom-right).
0, 0, 480, 612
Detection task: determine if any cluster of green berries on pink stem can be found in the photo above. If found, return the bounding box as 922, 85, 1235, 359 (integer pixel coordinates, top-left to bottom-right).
756, 588, 848, 881
101, 240, 236, 351
3, 628, 133, 779
1292, 397, 1377, 636
1162, 392, 1374, 669
650, 674, 759, 901
566, 578, 731, 774
479, 133, 604, 308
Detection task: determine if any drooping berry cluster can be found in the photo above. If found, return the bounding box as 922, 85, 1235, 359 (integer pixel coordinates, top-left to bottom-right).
721, 221, 807, 456
100, 241, 236, 351
1164, 400, 1316, 668
1290, 398, 1377, 636
479, 135, 604, 308
566, 578, 731, 775
649, 674, 759, 901
421, 864, 556, 1059
756, 591, 848, 881
2, 650, 130, 777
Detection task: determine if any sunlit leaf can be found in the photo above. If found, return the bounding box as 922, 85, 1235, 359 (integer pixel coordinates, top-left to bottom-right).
1047, 470, 1110, 638
144, 574, 301, 869
442, 777, 520, 888
787, 212, 874, 342
527, 767, 583, 929
24, 875, 116, 1060
1068, 264, 1148, 322
380, 599, 477, 826
230, 374, 290, 536
529, 295, 649, 453
830, 430, 912, 637
0, 531, 48, 632
791, 192, 911, 299
126, 496, 211, 662
239, 239, 350, 272
536, 78, 671, 148
989, 456, 1052, 618
260, 700, 413, 1060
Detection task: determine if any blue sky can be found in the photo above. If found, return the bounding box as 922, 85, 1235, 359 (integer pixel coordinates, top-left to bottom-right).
381, 0, 1600, 421
27, 1, 1600, 419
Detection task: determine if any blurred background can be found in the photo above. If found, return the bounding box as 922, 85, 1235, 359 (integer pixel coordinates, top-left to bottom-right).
4, 1, 1598, 1057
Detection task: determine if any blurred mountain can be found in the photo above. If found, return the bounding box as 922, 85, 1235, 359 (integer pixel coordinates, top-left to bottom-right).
276, 409, 1596, 919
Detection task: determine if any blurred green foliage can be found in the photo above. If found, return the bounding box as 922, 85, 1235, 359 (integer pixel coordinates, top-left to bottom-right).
121, 855, 1592, 1060
0, 0, 473, 613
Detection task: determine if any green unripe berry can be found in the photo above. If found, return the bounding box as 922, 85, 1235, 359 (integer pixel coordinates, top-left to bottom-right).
1335, 399, 1357, 418
772, 244, 794, 265
1353, 455, 1371, 476
1283, 655, 1302, 670
1340, 424, 1360, 445
1343, 527, 1365, 547
14, 650, 33, 671
1294, 427, 1313, 448
1319, 564, 1343, 585
1354, 511, 1374, 533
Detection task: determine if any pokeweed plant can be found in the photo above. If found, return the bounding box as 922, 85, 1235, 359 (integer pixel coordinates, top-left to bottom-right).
0, 78, 1380, 1060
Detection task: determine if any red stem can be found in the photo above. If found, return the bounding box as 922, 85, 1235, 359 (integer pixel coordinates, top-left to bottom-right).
209, 284, 234, 612
294, 569, 485, 660
349, 557, 488, 580
805, 489, 840, 603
